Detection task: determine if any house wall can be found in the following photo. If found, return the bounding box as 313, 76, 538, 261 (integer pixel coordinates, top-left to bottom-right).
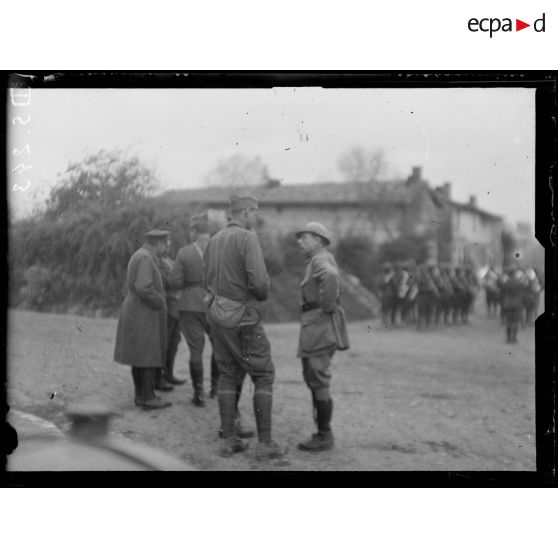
256, 204, 405, 247
451, 209, 503, 266
202, 189, 503, 268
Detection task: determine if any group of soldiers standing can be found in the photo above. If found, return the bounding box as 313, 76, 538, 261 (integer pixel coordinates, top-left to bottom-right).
483, 265, 543, 343
375, 257, 543, 343
113, 195, 349, 462
376, 260, 480, 330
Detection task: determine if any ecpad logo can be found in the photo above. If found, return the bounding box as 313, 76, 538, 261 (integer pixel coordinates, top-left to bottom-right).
468, 13, 546, 37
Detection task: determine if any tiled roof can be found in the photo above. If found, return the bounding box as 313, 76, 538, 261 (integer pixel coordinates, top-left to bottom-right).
447, 199, 502, 221
161, 180, 415, 207
160, 180, 503, 221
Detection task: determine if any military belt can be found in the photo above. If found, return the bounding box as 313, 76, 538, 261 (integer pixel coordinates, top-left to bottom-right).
301, 301, 321, 313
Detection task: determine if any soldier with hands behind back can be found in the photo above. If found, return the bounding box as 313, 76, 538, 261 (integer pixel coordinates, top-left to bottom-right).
204, 196, 286, 461
168, 213, 217, 407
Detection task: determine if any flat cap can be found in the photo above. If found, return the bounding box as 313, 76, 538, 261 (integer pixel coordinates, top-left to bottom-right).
66, 400, 116, 420
189, 212, 210, 232
145, 229, 170, 239
295, 222, 331, 245
230, 195, 258, 212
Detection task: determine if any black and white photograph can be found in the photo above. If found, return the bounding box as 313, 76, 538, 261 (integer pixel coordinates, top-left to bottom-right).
4, 74, 549, 474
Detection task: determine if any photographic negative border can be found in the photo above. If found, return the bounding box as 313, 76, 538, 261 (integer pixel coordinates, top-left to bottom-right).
1, 71, 556, 487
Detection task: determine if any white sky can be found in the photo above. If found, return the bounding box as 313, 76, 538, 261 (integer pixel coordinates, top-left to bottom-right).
8, 87, 535, 225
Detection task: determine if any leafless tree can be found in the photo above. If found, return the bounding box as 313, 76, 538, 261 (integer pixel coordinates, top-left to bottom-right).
338, 146, 388, 183
204, 154, 270, 187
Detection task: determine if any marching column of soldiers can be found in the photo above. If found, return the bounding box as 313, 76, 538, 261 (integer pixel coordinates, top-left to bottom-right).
484, 264, 543, 343
376, 260, 480, 330
375, 258, 543, 343
113, 195, 350, 461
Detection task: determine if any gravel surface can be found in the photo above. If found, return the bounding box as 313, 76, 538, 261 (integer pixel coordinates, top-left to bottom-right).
7, 308, 536, 471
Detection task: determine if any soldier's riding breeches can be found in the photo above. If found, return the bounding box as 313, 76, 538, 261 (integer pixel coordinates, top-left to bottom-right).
179, 311, 211, 365
210, 318, 274, 385
302, 350, 335, 401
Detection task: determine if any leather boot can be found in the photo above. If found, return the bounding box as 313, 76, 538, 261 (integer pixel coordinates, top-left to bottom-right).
190, 362, 205, 407
141, 368, 172, 410
252, 389, 287, 461
220, 436, 249, 458
132, 367, 143, 407
164, 337, 186, 385
219, 388, 237, 440
154, 368, 174, 392
209, 355, 220, 398
217, 385, 254, 438
298, 399, 334, 452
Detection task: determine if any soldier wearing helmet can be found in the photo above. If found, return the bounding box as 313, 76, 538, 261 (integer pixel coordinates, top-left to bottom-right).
294, 222, 350, 452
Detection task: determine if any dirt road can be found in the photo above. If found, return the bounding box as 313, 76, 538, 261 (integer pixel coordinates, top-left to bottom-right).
7, 309, 535, 471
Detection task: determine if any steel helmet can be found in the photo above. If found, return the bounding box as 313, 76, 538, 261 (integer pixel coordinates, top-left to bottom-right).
295, 222, 331, 245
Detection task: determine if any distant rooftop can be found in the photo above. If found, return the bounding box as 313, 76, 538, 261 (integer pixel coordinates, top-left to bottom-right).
160, 167, 502, 221
162, 179, 418, 207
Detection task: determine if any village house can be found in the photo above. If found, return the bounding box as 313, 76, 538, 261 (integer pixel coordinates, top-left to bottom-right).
161, 166, 504, 268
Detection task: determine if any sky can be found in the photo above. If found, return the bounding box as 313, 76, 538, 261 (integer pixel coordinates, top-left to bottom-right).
7, 87, 535, 225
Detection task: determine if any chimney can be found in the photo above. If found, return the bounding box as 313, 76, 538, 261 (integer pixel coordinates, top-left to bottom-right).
406, 166, 422, 187
265, 178, 281, 188
436, 182, 451, 199
469, 195, 477, 206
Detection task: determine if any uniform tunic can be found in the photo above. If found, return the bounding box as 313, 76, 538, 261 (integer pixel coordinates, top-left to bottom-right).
168, 243, 207, 312
157, 255, 182, 367
204, 221, 274, 381
501, 277, 526, 325
168, 242, 211, 363
297, 248, 349, 394
114, 244, 167, 368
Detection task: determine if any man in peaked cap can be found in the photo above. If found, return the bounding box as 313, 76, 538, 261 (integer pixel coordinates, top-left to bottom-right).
294, 222, 349, 452
114, 229, 172, 410
168, 213, 216, 407
204, 195, 286, 461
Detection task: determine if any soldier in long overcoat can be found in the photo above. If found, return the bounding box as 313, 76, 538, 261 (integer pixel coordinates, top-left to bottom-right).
114, 229, 172, 410
295, 222, 350, 452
